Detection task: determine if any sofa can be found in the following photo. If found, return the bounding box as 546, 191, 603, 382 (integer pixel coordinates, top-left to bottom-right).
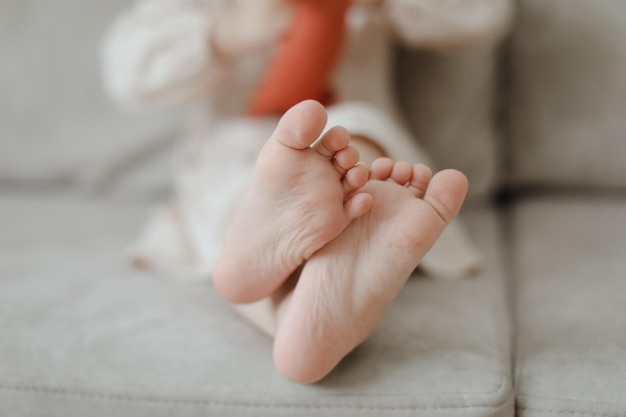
1, 0, 625, 416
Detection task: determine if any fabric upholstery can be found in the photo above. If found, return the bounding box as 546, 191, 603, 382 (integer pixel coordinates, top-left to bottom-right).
513, 198, 626, 416
508, 0, 626, 189
396, 45, 502, 199
0, 0, 177, 187
0, 195, 513, 416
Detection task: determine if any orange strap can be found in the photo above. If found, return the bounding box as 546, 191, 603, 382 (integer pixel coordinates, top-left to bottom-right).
249, 0, 351, 116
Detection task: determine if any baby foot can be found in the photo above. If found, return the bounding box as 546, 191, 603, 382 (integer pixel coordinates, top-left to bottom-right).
273, 159, 468, 383
214, 100, 372, 304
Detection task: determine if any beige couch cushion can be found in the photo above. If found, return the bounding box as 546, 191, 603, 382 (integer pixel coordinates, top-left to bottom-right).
397, 45, 502, 199
513, 198, 626, 416
0, 0, 176, 187
508, 0, 626, 189
0, 195, 513, 416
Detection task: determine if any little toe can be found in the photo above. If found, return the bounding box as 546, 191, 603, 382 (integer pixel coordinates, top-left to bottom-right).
424, 169, 469, 226
370, 157, 394, 180
272, 100, 328, 150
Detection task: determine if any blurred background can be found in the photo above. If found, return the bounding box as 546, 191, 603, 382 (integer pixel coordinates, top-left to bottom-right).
0, 0, 179, 198
1, 0, 507, 203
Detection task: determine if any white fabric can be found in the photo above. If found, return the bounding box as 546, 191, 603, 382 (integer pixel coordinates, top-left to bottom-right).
132, 116, 273, 278
385, 0, 513, 49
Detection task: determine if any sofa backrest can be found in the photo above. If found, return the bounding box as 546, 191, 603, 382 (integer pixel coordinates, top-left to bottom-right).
507, 0, 626, 190
396, 45, 503, 199
398, 0, 626, 197
0, 0, 176, 189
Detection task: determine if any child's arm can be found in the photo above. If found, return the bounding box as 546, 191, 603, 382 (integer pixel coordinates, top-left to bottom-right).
379, 0, 514, 49
101, 0, 219, 110
101, 0, 291, 111
212, 1, 292, 61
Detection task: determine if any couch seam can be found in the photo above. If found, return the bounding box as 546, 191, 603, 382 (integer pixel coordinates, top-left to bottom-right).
518, 394, 626, 406
0, 375, 507, 398
0, 380, 511, 410
516, 406, 626, 417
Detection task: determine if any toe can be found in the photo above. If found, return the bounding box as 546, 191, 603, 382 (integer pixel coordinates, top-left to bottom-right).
334, 145, 360, 174
342, 163, 369, 194
272, 100, 328, 150
424, 169, 469, 225
406, 164, 433, 198
343, 192, 373, 220
314, 126, 351, 159
370, 157, 394, 180
390, 161, 413, 185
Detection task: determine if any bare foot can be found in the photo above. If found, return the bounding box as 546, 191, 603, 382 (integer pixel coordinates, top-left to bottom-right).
214, 101, 372, 304
273, 159, 469, 383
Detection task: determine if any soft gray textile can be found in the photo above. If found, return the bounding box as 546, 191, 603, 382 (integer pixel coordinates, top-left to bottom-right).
0, 195, 513, 416
101, 135, 176, 199
508, 0, 626, 189
513, 198, 626, 416
0, 0, 177, 187
397, 45, 501, 199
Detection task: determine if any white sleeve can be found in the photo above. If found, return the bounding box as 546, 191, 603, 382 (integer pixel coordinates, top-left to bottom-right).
381, 0, 514, 49
101, 0, 229, 110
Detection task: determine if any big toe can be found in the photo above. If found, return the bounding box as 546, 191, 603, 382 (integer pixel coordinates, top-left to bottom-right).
271, 100, 328, 150
424, 169, 469, 225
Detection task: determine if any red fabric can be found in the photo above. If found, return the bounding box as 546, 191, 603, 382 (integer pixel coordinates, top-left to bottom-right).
249, 0, 351, 116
